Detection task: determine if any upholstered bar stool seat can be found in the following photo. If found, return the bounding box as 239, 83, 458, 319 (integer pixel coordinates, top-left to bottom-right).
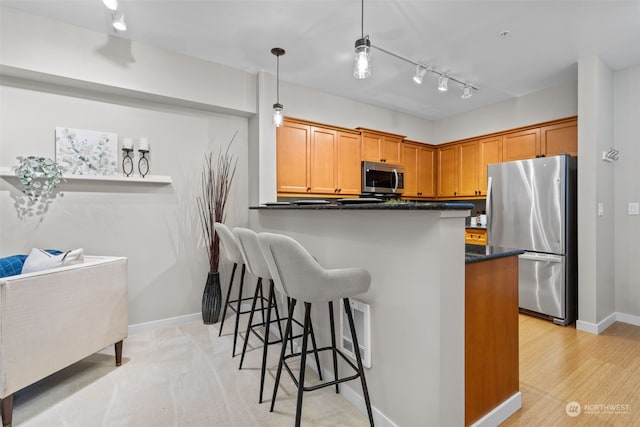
258, 232, 374, 427
214, 222, 252, 357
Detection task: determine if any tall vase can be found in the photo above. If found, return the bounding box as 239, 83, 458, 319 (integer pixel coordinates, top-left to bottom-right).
202, 272, 222, 324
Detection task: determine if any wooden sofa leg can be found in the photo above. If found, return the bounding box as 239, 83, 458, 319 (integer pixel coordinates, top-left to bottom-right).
1, 394, 13, 427
115, 340, 123, 366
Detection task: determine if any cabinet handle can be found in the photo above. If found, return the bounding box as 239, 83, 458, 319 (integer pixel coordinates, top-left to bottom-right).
307, 187, 311, 192
454, 192, 457, 196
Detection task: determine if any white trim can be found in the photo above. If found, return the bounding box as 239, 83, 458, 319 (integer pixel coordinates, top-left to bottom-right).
577, 312, 617, 335
0, 166, 172, 184
128, 312, 201, 335
470, 392, 522, 427
615, 312, 640, 327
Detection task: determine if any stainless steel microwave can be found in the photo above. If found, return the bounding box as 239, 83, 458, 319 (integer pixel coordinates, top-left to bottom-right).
361, 161, 404, 194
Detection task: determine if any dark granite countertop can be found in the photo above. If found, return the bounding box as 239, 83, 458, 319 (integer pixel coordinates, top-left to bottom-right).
465, 244, 524, 264
251, 201, 474, 211
465, 225, 487, 230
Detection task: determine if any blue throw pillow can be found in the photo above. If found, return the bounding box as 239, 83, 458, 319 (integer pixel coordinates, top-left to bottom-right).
0, 250, 63, 278
0, 255, 28, 278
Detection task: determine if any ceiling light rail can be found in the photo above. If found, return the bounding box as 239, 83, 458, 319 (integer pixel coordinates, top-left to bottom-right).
371, 44, 479, 94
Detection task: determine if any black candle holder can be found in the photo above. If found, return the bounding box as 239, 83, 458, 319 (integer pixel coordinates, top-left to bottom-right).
138, 149, 150, 178
122, 148, 134, 177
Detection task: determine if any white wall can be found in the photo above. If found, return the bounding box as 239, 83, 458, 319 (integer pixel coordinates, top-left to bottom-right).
432, 81, 578, 143
0, 8, 252, 325
614, 65, 640, 317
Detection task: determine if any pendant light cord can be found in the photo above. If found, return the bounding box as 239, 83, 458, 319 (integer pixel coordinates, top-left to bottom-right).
361, 0, 364, 38
276, 55, 280, 104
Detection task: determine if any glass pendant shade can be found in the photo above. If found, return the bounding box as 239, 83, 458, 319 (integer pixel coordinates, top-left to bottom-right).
354, 38, 371, 79
273, 103, 284, 127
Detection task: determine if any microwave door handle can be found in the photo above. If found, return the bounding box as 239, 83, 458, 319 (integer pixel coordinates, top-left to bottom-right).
392, 169, 398, 193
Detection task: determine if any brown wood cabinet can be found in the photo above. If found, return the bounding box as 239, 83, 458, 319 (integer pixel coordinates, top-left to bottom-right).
465, 228, 487, 246
437, 145, 458, 197
503, 118, 577, 161
437, 141, 481, 198
478, 136, 502, 195
277, 119, 361, 196
465, 255, 519, 426
359, 128, 404, 164
402, 141, 435, 198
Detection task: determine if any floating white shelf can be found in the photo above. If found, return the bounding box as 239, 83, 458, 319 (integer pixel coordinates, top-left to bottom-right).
0, 167, 172, 184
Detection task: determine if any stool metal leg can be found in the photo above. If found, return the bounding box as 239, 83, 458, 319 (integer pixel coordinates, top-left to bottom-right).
218, 262, 238, 337
287, 297, 295, 354
271, 298, 297, 412
295, 302, 312, 427
258, 280, 276, 403
328, 301, 339, 393
271, 281, 284, 340
307, 317, 323, 381
239, 277, 262, 370
231, 264, 247, 357
344, 298, 374, 426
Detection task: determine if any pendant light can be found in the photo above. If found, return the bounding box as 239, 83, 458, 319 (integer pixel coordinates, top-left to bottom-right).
353, 0, 371, 79
271, 47, 285, 127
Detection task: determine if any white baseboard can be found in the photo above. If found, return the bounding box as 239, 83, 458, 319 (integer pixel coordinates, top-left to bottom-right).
471, 392, 522, 427
128, 312, 202, 335
576, 311, 640, 335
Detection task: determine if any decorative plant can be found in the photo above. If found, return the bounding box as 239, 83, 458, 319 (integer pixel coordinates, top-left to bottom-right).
196, 132, 238, 273
15, 156, 66, 200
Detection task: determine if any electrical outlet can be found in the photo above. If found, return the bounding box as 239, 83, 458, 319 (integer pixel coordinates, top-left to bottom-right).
629, 202, 640, 215
598, 203, 604, 217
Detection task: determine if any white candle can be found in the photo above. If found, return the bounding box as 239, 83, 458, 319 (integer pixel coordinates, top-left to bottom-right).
138, 137, 150, 151
122, 138, 133, 150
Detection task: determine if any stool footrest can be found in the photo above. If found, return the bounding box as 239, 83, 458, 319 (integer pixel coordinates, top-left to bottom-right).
229, 296, 268, 316
282, 346, 361, 392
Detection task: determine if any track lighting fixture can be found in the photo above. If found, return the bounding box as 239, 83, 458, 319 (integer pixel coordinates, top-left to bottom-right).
353, 0, 371, 79
462, 85, 472, 99
413, 65, 427, 85
438, 76, 449, 92
351, 0, 478, 99
271, 47, 285, 127
102, 0, 118, 11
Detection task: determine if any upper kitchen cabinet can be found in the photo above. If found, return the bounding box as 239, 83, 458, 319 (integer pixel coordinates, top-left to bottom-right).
503, 118, 577, 161
437, 141, 480, 198
277, 120, 311, 193
277, 118, 361, 196
502, 128, 540, 161
402, 141, 436, 198
478, 136, 502, 195
540, 119, 578, 157
358, 128, 405, 164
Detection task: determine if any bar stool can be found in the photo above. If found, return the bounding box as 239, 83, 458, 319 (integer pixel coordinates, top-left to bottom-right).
258, 232, 374, 427
234, 227, 323, 404
214, 222, 252, 357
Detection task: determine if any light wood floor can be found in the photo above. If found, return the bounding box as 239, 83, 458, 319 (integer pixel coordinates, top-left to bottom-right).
502, 315, 640, 426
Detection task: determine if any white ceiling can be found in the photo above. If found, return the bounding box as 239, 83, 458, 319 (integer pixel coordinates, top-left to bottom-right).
3, 0, 640, 120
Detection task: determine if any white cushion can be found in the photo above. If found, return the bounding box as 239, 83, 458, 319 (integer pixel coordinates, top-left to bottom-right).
21, 248, 85, 274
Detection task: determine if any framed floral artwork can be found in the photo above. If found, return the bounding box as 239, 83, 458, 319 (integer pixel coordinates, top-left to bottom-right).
55, 127, 118, 176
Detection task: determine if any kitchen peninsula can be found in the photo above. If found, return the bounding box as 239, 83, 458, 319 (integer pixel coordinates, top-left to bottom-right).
249, 202, 522, 426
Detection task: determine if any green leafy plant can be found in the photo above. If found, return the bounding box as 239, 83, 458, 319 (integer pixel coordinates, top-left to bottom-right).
15, 156, 66, 200
196, 132, 238, 272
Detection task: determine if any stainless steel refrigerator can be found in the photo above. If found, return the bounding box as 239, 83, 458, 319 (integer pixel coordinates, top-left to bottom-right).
487, 154, 577, 325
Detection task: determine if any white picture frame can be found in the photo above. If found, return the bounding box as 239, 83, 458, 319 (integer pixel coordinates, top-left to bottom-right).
55, 127, 118, 176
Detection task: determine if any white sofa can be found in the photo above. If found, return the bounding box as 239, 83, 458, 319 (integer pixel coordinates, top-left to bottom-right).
0, 256, 128, 426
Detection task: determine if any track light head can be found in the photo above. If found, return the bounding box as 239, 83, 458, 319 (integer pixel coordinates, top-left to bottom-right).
103, 0, 118, 11
413, 65, 427, 85
354, 37, 371, 79
112, 11, 127, 31
438, 75, 449, 92
462, 85, 472, 99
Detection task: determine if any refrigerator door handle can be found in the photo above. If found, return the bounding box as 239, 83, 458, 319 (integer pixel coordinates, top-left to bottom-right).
519, 252, 563, 263
486, 176, 492, 239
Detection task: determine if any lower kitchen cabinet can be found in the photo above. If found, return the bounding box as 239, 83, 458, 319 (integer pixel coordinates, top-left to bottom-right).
465, 255, 520, 426
465, 228, 487, 246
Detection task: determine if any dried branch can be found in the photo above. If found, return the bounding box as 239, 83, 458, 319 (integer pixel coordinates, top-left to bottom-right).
196, 131, 238, 272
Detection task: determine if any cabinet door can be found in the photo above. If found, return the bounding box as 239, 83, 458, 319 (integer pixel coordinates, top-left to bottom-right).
310, 127, 337, 194
418, 146, 436, 197
458, 142, 479, 197
401, 143, 419, 197
336, 132, 362, 195
541, 120, 577, 157
478, 136, 502, 196
277, 121, 310, 193
362, 134, 382, 162
382, 137, 402, 164
437, 145, 458, 197
502, 128, 540, 161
